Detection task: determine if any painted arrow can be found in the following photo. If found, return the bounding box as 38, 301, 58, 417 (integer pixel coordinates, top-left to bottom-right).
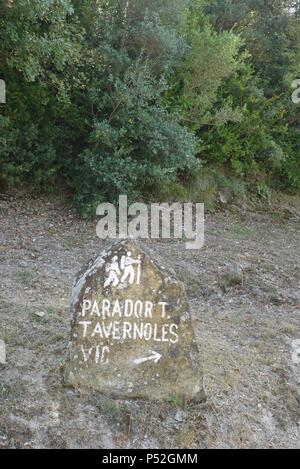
133, 351, 162, 365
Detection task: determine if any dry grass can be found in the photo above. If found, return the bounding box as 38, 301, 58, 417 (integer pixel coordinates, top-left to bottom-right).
0, 192, 299, 448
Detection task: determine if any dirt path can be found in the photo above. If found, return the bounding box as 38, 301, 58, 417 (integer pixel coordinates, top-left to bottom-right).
0, 192, 299, 449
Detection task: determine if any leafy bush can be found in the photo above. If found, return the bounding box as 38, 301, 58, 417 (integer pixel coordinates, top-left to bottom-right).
0, 0, 299, 211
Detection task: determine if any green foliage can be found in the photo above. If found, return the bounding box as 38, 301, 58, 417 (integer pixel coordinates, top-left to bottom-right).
0, 0, 84, 190
0, 0, 299, 211
174, 4, 245, 128
69, 2, 199, 211
199, 0, 300, 195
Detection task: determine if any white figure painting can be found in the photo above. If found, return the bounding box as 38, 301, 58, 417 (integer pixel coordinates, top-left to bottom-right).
104, 256, 121, 288
120, 252, 141, 285
104, 252, 142, 288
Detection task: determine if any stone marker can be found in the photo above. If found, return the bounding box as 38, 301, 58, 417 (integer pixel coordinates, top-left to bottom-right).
0, 340, 6, 364
65, 240, 203, 401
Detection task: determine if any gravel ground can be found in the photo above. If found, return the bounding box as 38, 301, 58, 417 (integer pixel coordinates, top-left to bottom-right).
0, 191, 299, 449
